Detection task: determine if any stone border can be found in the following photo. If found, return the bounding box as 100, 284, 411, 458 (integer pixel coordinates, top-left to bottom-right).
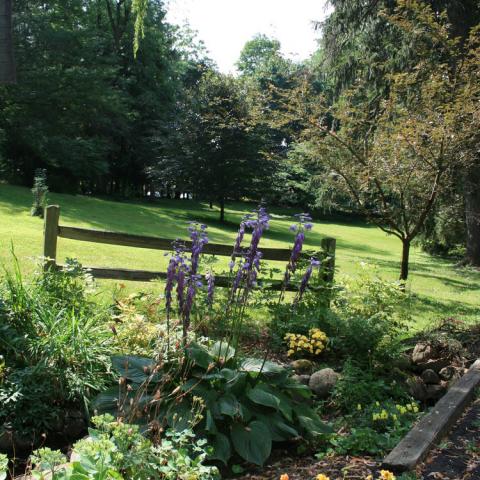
382, 359, 480, 472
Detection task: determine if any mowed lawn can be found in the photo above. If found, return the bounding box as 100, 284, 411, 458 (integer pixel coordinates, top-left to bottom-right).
1, 184, 479, 328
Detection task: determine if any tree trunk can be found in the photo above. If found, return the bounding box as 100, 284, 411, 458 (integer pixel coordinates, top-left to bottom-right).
209, 199, 213, 209
400, 239, 411, 281
465, 164, 480, 266
0, 0, 16, 83
219, 197, 225, 223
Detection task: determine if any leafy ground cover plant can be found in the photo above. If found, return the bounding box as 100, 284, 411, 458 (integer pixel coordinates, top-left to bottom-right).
26, 414, 219, 480
323, 398, 420, 457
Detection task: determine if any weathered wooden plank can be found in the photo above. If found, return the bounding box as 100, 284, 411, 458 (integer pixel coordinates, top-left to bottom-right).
58, 225, 302, 261
43, 205, 60, 269
382, 359, 480, 472
57, 264, 303, 292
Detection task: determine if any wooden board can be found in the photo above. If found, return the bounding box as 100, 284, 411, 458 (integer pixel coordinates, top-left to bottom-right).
58, 225, 312, 261
57, 264, 305, 292
382, 359, 480, 472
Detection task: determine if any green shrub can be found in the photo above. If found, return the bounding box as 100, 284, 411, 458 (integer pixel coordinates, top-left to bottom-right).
29, 415, 219, 480
269, 265, 409, 367
0, 258, 113, 435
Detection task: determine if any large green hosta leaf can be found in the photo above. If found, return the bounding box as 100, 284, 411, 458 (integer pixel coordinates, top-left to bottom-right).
209, 341, 236, 363
111, 355, 158, 384
231, 421, 272, 466
254, 412, 299, 441
210, 432, 231, 465
240, 358, 284, 377
246, 384, 280, 410
185, 343, 213, 369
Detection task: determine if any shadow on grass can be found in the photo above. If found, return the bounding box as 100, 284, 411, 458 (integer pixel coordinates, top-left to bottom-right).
412, 293, 480, 320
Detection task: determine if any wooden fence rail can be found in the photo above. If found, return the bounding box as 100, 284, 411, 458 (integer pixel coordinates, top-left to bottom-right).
43, 205, 336, 292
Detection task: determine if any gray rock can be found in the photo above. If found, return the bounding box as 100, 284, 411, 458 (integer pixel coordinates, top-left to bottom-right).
292, 374, 311, 385
425, 384, 447, 401
290, 359, 314, 374
412, 343, 434, 364
419, 357, 451, 373
308, 368, 339, 398
407, 376, 429, 402
439, 365, 455, 380
421, 369, 440, 384
408, 375, 447, 401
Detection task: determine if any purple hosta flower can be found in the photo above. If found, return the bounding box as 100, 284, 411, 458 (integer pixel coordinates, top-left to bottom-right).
284, 212, 313, 286
245, 207, 269, 267
206, 271, 215, 305
247, 251, 262, 288
296, 258, 321, 302
176, 264, 186, 311
183, 273, 202, 330
188, 222, 209, 276
230, 221, 246, 272
231, 260, 246, 297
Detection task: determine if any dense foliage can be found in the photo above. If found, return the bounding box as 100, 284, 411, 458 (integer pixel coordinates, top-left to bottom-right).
27, 415, 219, 479
0, 258, 112, 436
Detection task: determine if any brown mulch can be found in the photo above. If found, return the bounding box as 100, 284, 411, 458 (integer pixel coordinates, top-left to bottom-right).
418, 398, 480, 480
228, 451, 382, 480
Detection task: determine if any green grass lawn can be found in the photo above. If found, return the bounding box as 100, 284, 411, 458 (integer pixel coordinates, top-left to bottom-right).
1, 183, 479, 328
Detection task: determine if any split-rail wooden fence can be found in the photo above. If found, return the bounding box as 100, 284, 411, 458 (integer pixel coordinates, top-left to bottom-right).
43, 205, 336, 292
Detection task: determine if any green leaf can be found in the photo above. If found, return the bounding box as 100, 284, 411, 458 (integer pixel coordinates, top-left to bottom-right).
219, 393, 240, 417
240, 358, 284, 377
185, 343, 213, 369
166, 400, 194, 431
254, 413, 299, 441
210, 432, 231, 465
205, 410, 217, 434
210, 341, 236, 362
295, 405, 333, 436
111, 355, 157, 384
247, 384, 280, 410
276, 391, 294, 422
93, 386, 123, 414
231, 421, 272, 466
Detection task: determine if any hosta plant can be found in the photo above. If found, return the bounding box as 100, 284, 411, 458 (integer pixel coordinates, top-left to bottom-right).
94, 341, 331, 466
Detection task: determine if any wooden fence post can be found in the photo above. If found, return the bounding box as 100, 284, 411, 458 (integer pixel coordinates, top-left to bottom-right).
321, 237, 336, 283
43, 205, 60, 270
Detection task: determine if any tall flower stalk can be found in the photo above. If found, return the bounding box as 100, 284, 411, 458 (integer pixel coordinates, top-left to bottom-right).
280, 213, 313, 301
162, 208, 322, 364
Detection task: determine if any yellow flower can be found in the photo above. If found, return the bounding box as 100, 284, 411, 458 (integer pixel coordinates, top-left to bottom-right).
413, 405, 419, 413
366, 476, 373, 480
280, 475, 289, 480
287, 349, 295, 356
379, 470, 396, 480
357, 403, 362, 410
316, 475, 330, 480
